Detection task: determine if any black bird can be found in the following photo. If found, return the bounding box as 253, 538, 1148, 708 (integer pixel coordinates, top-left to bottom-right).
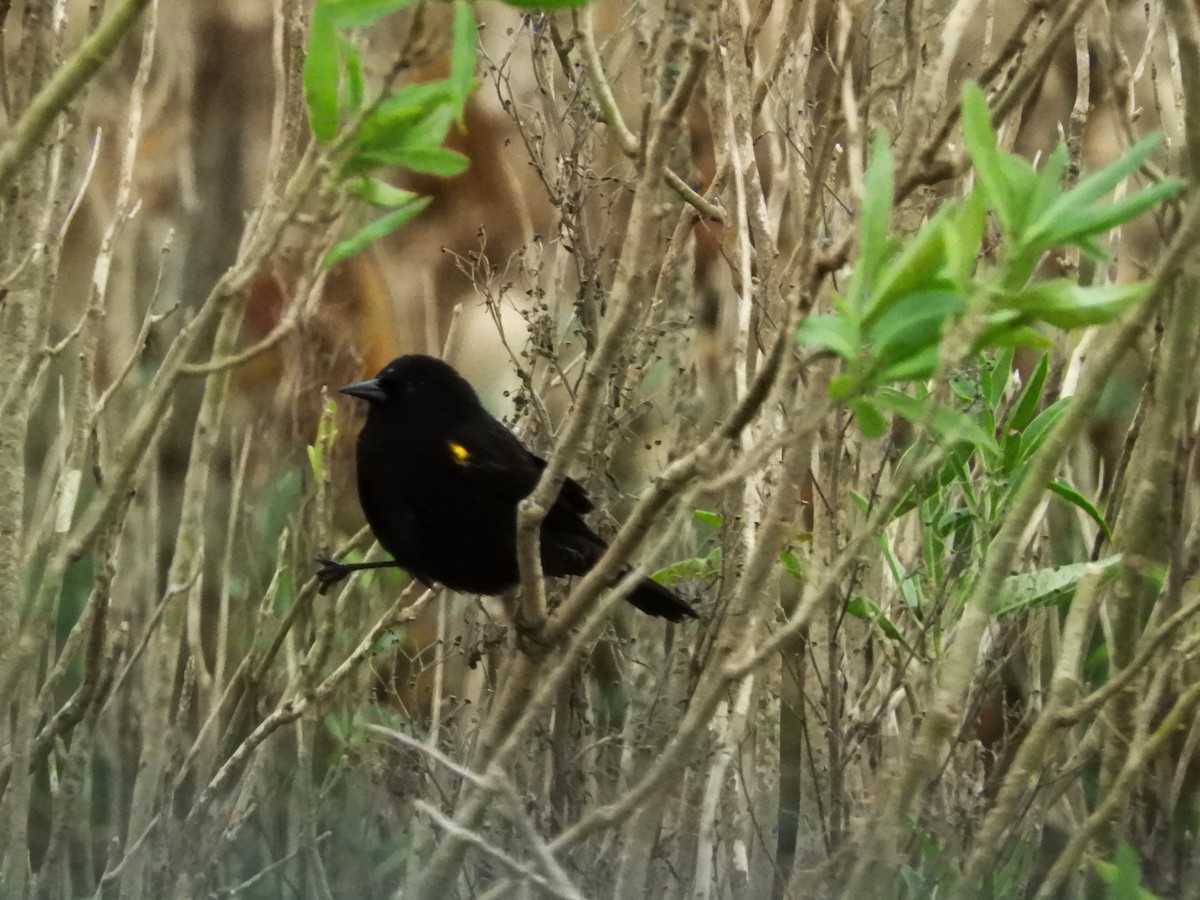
316, 354, 698, 622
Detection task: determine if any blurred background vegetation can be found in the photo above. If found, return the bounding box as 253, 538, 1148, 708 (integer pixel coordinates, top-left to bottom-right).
1, 0, 1199, 898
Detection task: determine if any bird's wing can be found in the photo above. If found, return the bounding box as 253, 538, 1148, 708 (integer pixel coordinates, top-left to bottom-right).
448, 417, 594, 514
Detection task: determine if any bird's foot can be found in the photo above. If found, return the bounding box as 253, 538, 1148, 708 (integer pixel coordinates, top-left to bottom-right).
314, 556, 352, 594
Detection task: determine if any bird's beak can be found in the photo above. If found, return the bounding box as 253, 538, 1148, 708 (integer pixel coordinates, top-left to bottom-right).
338, 378, 388, 403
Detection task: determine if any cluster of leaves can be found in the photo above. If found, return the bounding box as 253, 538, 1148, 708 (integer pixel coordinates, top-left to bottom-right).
791, 81, 1183, 645
879, 350, 1126, 636
304, 0, 478, 266
798, 81, 1184, 438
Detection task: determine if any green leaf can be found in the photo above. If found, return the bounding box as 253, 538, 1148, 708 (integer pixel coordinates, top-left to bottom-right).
997, 151, 1040, 238
355, 89, 458, 148
1004, 352, 1048, 434
1027, 133, 1166, 243
780, 549, 803, 581
341, 35, 365, 114
351, 178, 420, 207
693, 509, 724, 527
1048, 479, 1115, 543
846, 596, 906, 644
1095, 843, 1160, 900
1031, 143, 1069, 221
389, 146, 470, 177
797, 314, 860, 360
305, 10, 340, 141
960, 83, 1019, 235
307, 444, 324, 483
850, 397, 887, 438
1078, 235, 1111, 262
875, 388, 998, 453
945, 187, 988, 287
847, 130, 895, 311
880, 539, 923, 609
320, 0, 414, 28
997, 556, 1123, 615
363, 81, 460, 129
869, 290, 963, 369
1017, 397, 1071, 464
348, 105, 466, 175
1005, 280, 1151, 329
449, 0, 478, 108
868, 206, 953, 319
983, 347, 1014, 408
324, 196, 432, 267
652, 547, 721, 585
876, 345, 942, 383
1029, 178, 1186, 251
975, 320, 1054, 352
828, 374, 858, 401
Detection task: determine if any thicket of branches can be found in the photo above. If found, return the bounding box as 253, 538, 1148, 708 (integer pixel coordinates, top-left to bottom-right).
3, 0, 1200, 897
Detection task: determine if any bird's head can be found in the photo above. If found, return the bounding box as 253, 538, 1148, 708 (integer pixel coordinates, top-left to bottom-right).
338, 354, 481, 417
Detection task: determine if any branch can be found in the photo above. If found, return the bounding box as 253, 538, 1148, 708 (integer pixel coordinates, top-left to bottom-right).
0, 0, 153, 193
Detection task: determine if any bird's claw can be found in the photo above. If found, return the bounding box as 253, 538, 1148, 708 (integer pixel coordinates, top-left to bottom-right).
314, 556, 352, 594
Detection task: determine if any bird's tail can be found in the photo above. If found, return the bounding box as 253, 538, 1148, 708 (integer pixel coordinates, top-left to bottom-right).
625, 575, 699, 622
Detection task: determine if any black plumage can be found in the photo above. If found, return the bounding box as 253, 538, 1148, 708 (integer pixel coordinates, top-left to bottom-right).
316, 354, 698, 622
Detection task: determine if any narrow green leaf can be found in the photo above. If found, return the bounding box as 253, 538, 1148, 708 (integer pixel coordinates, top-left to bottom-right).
846, 596, 907, 644
850, 397, 887, 438
946, 186, 988, 287
323, 196, 432, 267
975, 321, 1054, 352
351, 178, 419, 207
1036, 133, 1164, 229
1028, 178, 1186, 251
307, 444, 324, 483
449, 0, 478, 109
876, 345, 942, 383
960, 82, 1020, 235
304, 10, 339, 141
693, 509, 724, 527
1005, 280, 1151, 329
996, 555, 1123, 615
780, 549, 803, 581
389, 146, 470, 177
1005, 352, 1048, 433
879, 540, 923, 610
868, 205, 953, 319
1032, 143, 1069, 220
869, 290, 962, 368
348, 105, 464, 175
362, 81, 458, 130
1078, 235, 1111, 262
1016, 396, 1072, 464
847, 130, 895, 310
984, 347, 1014, 408
341, 35, 365, 114
997, 151, 1040, 238
875, 388, 998, 453
1048, 479, 1115, 543
652, 547, 722, 585
1094, 844, 1159, 900
796, 313, 860, 360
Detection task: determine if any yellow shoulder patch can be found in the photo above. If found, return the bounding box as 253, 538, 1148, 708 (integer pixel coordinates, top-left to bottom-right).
448, 441, 471, 465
